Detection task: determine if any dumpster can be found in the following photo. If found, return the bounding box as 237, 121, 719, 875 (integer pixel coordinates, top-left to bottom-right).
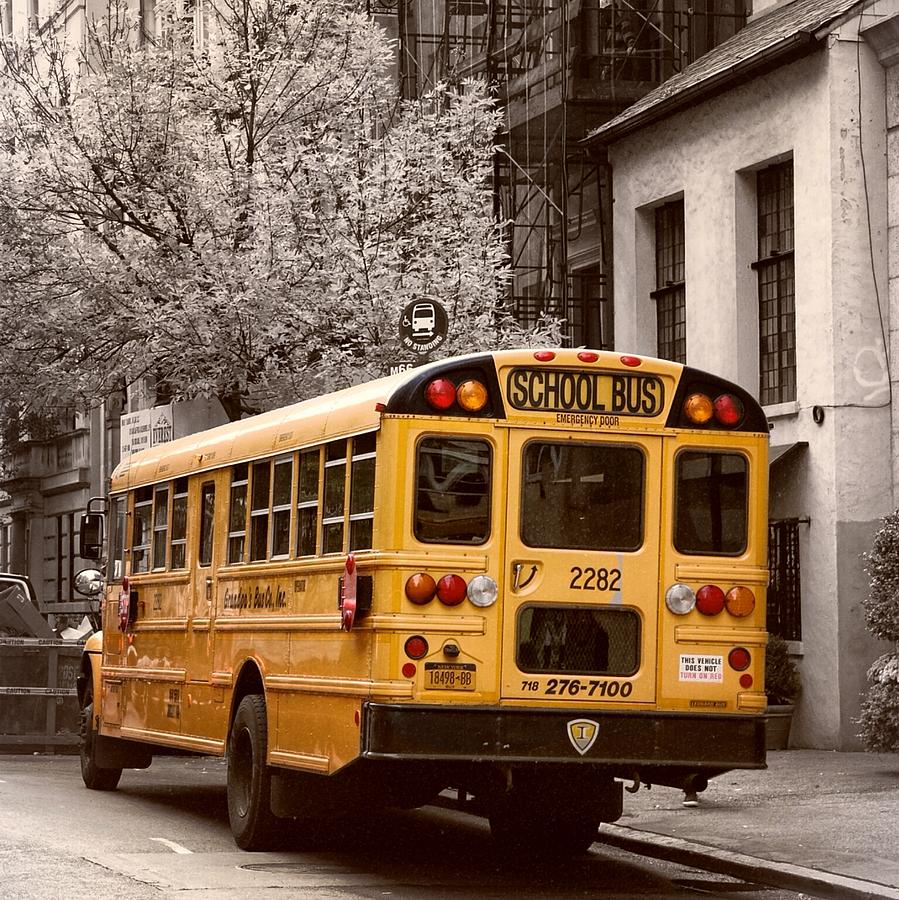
0, 575, 86, 752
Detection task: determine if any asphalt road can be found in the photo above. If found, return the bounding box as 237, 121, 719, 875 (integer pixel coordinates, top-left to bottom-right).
0, 754, 806, 899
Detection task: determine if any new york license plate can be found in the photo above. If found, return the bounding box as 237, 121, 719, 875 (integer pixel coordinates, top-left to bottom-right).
424, 662, 476, 691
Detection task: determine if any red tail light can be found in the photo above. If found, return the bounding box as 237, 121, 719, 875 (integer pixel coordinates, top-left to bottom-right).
714, 394, 744, 427
696, 584, 725, 616
728, 647, 751, 671
436, 574, 467, 605
424, 379, 456, 411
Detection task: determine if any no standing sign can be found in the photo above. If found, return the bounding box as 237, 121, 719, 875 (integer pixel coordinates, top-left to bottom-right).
398, 300, 448, 354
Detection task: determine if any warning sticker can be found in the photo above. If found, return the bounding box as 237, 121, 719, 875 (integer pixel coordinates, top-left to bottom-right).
679, 654, 724, 683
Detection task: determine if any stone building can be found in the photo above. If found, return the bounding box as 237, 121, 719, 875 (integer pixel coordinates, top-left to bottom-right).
586, 0, 899, 748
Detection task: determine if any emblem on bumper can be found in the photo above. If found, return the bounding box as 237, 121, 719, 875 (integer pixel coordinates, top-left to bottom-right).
567, 718, 599, 755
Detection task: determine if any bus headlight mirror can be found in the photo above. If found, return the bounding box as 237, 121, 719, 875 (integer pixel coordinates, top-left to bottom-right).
467, 575, 498, 608
665, 583, 696, 615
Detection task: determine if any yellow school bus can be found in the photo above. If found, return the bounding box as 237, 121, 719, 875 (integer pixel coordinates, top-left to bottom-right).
77, 348, 769, 854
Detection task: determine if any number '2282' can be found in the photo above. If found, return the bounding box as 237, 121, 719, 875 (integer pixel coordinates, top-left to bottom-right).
569, 566, 621, 591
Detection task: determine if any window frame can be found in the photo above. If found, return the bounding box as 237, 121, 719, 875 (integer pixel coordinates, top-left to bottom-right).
413, 434, 493, 546
651, 198, 686, 364
754, 160, 796, 406
673, 448, 749, 557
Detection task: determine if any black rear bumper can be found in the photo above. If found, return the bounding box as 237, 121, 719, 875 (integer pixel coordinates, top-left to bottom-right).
362, 702, 766, 772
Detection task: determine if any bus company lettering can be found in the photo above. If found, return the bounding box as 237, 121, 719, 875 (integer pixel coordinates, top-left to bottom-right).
223, 585, 288, 610
507, 369, 664, 416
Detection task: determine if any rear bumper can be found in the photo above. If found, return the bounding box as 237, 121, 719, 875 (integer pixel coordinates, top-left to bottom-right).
362, 702, 766, 771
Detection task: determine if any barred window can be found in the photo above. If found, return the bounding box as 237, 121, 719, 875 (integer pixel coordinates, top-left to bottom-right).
652, 199, 686, 364
755, 162, 795, 406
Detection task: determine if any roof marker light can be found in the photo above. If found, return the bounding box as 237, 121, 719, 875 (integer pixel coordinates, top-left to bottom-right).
534, 350, 556, 362
577, 351, 599, 363
424, 379, 456, 411
683, 393, 714, 425
457, 380, 489, 412
620, 355, 642, 367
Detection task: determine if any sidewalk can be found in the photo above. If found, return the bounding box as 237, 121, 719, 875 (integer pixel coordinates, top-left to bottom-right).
597, 749, 899, 900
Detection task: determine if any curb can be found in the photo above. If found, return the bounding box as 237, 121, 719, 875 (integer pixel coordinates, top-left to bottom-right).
596, 824, 899, 900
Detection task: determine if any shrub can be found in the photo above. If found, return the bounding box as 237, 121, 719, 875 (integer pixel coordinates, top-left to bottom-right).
863, 511, 899, 642
859, 512, 899, 752
765, 634, 801, 706
857, 654, 899, 752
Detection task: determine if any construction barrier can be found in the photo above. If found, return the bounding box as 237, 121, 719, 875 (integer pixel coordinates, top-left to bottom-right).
0, 638, 83, 752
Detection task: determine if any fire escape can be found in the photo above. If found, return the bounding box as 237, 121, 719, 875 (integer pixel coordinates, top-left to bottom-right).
369, 1, 748, 348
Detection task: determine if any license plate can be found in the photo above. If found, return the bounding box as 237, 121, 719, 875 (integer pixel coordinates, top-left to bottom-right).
424, 662, 476, 691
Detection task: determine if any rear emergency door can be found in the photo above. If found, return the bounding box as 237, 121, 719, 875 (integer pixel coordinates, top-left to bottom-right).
500, 430, 662, 705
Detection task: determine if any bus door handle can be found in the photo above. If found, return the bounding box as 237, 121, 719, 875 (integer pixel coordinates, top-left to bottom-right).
512, 562, 538, 592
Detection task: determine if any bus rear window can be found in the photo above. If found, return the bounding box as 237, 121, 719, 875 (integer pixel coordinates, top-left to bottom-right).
414, 437, 491, 544
521, 442, 644, 551
675, 451, 748, 555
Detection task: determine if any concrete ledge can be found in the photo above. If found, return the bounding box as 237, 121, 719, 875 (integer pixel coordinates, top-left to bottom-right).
596, 824, 899, 900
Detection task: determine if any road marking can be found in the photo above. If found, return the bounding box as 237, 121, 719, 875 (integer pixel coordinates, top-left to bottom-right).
150, 837, 193, 854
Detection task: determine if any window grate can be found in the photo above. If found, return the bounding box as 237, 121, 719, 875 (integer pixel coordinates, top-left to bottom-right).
767, 518, 802, 641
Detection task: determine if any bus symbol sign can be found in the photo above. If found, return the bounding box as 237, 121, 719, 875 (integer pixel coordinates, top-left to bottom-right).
399, 300, 448, 354
567, 718, 599, 755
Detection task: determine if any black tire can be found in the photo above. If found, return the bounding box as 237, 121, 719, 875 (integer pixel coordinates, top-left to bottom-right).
79, 685, 122, 791
227, 694, 280, 850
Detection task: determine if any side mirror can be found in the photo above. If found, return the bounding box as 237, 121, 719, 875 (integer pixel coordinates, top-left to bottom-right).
79, 512, 104, 560
74, 568, 104, 598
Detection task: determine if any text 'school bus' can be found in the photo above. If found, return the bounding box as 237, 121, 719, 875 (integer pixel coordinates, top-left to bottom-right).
76, 349, 769, 855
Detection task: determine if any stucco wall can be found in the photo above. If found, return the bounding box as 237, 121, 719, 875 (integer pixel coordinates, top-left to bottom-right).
606, 34, 892, 748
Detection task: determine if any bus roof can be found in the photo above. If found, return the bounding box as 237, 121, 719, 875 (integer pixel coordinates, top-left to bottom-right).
110, 349, 766, 491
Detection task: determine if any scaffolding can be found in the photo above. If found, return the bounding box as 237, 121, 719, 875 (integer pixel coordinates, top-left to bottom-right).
371, 1, 747, 348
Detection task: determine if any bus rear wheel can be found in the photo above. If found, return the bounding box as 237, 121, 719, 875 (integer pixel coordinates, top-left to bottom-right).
489, 804, 600, 858
227, 694, 280, 850
79, 686, 122, 791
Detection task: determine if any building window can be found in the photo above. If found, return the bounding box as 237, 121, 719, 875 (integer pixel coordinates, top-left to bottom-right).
651, 199, 686, 363
565, 268, 612, 350
768, 518, 802, 640
755, 162, 795, 406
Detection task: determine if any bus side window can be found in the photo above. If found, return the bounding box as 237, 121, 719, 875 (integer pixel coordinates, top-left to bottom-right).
199, 482, 215, 567
170, 478, 189, 569
349, 432, 376, 551
674, 451, 748, 555
132, 487, 153, 573
152, 485, 169, 570
108, 495, 126, 582
228, 464, 248, 563
250, 461, 272, 561
271, 457, 293, 558
322, 440, 347, 554
296, 448, 320, 557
